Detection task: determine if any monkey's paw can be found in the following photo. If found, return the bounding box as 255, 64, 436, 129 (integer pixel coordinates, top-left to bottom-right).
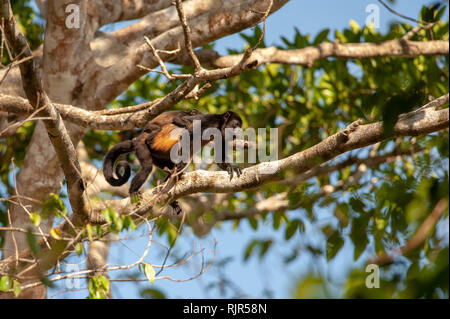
226, 165, 242, 180
170, 200, 182, 215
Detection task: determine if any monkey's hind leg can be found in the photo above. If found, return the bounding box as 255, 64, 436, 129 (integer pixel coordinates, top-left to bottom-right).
129, 139, 154, 195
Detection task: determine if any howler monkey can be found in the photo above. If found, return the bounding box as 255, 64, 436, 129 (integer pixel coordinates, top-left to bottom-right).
103, 110, 243, 212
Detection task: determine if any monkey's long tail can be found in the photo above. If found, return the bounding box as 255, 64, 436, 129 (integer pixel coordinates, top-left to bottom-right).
103, 140, 134, 186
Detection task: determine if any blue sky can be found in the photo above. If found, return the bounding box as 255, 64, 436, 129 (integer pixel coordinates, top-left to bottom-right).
39, 0, 448, 298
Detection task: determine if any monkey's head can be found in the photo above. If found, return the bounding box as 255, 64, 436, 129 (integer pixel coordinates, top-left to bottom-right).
222, 111, 243, 130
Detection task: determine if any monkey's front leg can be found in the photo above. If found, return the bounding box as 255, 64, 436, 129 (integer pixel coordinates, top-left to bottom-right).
218, 136, 242, 180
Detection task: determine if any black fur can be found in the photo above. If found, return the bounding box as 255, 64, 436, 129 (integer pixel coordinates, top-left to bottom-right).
102, 110, 243, 213
103, 140, 133, 186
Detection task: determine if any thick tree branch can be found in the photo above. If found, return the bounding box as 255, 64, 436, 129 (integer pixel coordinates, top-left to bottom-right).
281, 142, 424, 187
96, 0, 173, 26
165, 139, 425, 225
109, 0, 215, 46
170, 144, 425, 230
174, 39, 449, 68
0, 0, 89, 222
165, 104, 448, 199
2, 38, 447, 129
3, 89, 447, 138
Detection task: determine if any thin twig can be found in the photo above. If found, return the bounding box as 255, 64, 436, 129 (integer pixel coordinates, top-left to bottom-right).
0, 50, 33, 86
185, 83, 212, 100
174, 0, 203, 73
140, 36, 189, 81
239, 0, 273, 69
402, 22, 440, 41
378, 0, 426, 25
6, 209, 19, 268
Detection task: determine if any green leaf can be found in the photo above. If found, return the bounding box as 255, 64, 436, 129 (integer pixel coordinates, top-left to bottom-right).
101, 208, 113, 223
326, 231, 345, 261
98, 276, 110, 291
96, 225, 104, 238
29, 212, 41, 227
123, 216, 136, 232
103, 207, 123, 232
285, 219, 300, 240
287, 192, 302, 208
86, 224, 94, 242
272, 211, 284, 230
12, 280, 22, 297
88, 276, 109, 299
248, 217, 258, 230
144, 263, 155, 284
131, 193, 141, 204
88, 279, 97, 298
141, 288, 166, 299
294, 276, 328, 298
106, 208, 123, 233
349, 19, 360, 33
350, 214, 370, 260
75, 243, 84, 256
0, 276, 12, 292
50, 228, 62, 240
313, 29, 330, 45
26, 230, 40, 256
259, 240, 273, 259
349, 197, 366, 214
244, 240, 258, 261
42, 193, 67, 218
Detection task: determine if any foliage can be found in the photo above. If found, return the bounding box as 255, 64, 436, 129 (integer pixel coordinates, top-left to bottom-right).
0, 2, 448, 299
88, 276, 110, 299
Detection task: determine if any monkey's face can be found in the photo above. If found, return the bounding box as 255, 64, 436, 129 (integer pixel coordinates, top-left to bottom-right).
224, 112, 243, 142
227, 118, 242, 129
224, 111, 243, 130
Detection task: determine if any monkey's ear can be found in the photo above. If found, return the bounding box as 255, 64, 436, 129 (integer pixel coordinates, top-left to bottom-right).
223, 111, 231, 121
189, 109, 201, 115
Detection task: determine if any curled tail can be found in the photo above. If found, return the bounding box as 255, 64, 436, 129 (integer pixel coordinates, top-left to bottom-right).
103, 140, 134, 186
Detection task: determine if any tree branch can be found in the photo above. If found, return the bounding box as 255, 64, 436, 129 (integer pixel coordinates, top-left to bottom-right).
165, 104, 448, 199
281, 142, 424, 187
96, 0, 173, 26
174, 39, 449, 68
0, 0, 89, 222
2, 38, 447, 128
